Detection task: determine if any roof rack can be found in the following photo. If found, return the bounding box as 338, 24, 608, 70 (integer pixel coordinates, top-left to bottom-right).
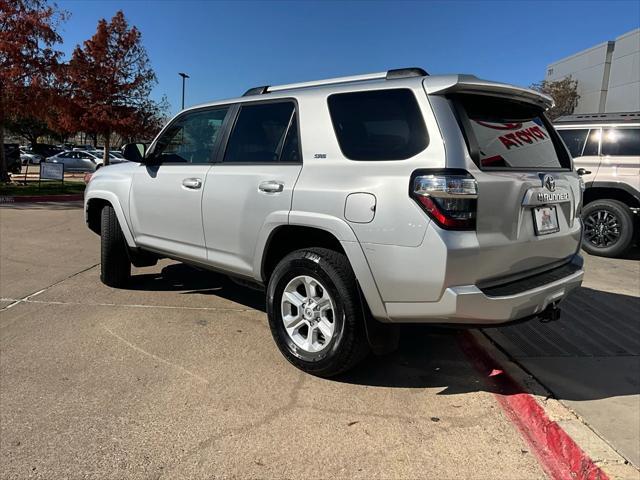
242, 67, 428, 96
554, 111, 640, 124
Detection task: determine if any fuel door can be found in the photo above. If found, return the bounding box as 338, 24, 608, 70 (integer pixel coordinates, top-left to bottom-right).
344, 192, 376, 224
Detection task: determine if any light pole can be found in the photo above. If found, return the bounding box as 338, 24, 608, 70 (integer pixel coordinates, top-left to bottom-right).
179, 72, 189, 110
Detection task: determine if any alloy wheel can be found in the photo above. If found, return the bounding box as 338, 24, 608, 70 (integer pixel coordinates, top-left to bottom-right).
584, 209, 621, 248
281, 275, 336, 353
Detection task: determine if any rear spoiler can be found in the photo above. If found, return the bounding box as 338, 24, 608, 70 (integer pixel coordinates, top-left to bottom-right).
424, 75, 554, 110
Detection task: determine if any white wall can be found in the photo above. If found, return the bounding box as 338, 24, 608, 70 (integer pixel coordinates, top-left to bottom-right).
545, 28, 639, 114
605, 29, 640, 112
546, 42, 613, 113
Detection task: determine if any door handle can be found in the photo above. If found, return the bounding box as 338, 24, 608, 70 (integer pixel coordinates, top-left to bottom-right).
258, 181, 284, 193
182, 178, 202, 189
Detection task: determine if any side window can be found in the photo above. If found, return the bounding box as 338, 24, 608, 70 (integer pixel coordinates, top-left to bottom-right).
602, 128, 640, 156
151, 107, 229, 164
582, 129, 600, 156
327, 89, 428, 161
558, 129, 588, 158
224, 102, 296, 163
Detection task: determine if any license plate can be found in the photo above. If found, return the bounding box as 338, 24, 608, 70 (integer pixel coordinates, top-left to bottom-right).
532, 206, 559, 235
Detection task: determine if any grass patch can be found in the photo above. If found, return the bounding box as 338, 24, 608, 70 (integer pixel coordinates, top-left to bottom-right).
0, 181, 85, 196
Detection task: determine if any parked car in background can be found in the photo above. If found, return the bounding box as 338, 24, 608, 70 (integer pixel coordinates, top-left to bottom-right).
46, 149, 128, 172
555, 112, 640, 257
86, 68, 584, 376
3, 144, 22, 174
88, 150, 129, 165
31, 143, 64, 159
20, 148, 44, 165
46, 150, 103, 172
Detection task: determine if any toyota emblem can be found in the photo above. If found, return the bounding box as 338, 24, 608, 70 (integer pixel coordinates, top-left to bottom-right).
543, 174, 556, 192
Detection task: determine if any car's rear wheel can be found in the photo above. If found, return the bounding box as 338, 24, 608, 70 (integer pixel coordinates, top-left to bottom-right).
100, 205, 131, 287
582, 199, 634, 257
266, 248, 369, 377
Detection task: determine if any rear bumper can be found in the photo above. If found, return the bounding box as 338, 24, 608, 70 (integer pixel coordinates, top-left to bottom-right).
384, 255, 584, 324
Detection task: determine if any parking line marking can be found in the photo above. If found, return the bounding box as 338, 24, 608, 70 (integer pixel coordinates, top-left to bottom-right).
102, 325, 209, 384
3, 298, 261, 313
0, 263, 100, 312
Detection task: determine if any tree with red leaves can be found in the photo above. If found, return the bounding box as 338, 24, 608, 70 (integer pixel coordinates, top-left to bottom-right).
61, 10, 156, 165
0, 0, 65, 181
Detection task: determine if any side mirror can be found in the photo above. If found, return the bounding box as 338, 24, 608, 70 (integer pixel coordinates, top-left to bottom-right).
576, 168, 592, 176
122, 143, 146, 162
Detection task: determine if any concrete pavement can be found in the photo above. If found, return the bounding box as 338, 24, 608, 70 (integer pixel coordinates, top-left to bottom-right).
0, 202, 98, 300
485, 252, 640, 468
0, 203, 546, 479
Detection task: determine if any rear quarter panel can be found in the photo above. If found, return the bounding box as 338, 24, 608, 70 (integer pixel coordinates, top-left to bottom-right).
291, 82, 443, 248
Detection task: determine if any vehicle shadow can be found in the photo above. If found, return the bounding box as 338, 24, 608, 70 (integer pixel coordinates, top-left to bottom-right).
483, 286, 640, 401
126, 262, 640, 401
129, 262, 266, 312
127, 263, 484, 392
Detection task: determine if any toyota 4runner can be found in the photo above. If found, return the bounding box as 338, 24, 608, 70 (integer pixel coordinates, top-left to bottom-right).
85, 68, 584, 376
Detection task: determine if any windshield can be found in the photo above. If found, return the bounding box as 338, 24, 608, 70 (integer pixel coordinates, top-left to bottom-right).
455, 94, 570, 170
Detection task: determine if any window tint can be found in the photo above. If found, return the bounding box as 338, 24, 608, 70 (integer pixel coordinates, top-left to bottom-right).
328, 89, 428, 161
456, 94, 569, 169
224, 102, 296, 163
583, 129, 600, 156
601, 128, 640, 156
558, 129, 588, 157
151, 107, 229, 164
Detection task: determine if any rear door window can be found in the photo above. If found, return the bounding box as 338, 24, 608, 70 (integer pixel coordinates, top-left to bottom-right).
328, 89, 428, 160
558, 129, 588, 157
224, 101, 297, 163
455, 94, 570, 169
601, 128, 640, 156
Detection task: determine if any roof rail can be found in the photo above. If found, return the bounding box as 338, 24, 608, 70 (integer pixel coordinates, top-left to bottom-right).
554, 111, 640, 124
242, 67, 428, 96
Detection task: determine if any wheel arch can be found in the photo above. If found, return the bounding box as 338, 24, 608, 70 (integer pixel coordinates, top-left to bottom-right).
257, 216, 388, 321
85, 191, 136, 247
584, 182, 640, 209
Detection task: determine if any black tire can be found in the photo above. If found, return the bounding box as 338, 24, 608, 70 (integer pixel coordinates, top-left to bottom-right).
266, 248, 369, 377
582, 199, 634, 258
100, 205, 131, 287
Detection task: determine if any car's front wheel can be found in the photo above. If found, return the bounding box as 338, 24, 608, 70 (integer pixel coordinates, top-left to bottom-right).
100, 205, 131, 287
267, 248, 369, 377
582, 199, 634, 257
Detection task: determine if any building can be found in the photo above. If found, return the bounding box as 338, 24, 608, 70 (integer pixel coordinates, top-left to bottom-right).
545, 29, 639, 114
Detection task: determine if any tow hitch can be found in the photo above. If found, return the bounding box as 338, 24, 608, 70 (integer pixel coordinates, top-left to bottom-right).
539, 303, 561, 323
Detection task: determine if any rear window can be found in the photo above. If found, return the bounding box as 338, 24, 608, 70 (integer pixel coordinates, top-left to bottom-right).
455, 94, 570, 169
328, 89, 428, 161
601, 128, 640, 156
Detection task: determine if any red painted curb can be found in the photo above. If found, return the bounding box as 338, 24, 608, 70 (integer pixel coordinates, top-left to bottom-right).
0, 194, 84, 203
459, 331, 608, 480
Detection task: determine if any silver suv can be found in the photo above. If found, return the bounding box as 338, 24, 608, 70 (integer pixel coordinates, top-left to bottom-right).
555, 113, 640, 257
85, 68, 584, 376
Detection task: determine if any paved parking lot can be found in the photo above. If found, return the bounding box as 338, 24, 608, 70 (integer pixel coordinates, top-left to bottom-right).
1, 202, 638, 479
0, 202, 546, 479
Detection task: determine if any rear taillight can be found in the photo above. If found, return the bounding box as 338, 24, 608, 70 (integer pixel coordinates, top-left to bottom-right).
411, 171, 478, 230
